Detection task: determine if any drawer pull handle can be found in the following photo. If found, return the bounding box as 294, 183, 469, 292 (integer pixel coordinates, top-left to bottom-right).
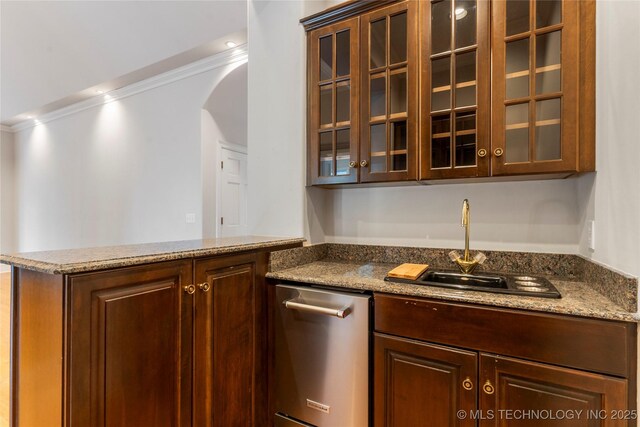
349, 161, 358, 168
183, 284, 196, 295
462, 377, 473, 391
198, 282, 211, 292
284, 300, 351, 319
493, 148, 504, 157
483, 380, 495, 395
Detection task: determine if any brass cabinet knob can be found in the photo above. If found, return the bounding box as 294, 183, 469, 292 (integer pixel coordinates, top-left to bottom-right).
183, 284, 196, 295
493, 148, 504, 157
462, 377, 473, 391
360, 160, 369, 167
477, 148, 487, 158
349, 161, 358, 168
483, 380, 495, 395
198, 282, 211, 292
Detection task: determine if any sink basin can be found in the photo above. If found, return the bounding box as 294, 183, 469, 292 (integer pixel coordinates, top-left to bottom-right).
385, 270, 561, 299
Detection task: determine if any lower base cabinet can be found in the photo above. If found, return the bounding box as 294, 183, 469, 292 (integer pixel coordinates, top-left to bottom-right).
374, 293, 636, 427
12, 251, 271, 427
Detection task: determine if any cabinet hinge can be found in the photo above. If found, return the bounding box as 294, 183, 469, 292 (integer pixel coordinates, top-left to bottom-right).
221, 217, 224, 225
221, 161, 224, 169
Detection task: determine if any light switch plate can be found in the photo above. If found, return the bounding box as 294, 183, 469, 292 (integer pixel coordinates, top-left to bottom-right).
587, 220, 595, 251
186, 213, 196, 224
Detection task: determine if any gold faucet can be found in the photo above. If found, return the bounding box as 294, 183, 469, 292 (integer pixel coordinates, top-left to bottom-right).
449, 199, 487, 274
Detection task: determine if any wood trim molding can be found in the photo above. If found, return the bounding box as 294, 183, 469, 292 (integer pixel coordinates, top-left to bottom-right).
300, 0, 396, 31
0, 125, 14, 133
9, 45, 248, 133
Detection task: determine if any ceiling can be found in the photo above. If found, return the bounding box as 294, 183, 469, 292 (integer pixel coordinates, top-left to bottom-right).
0, 0, 247, 123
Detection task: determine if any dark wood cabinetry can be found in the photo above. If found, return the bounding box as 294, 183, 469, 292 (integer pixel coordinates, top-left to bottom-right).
374, 333, 477, 427
10, 246, 291, 427
303, 0, 595, 185
374, 293, 637, 427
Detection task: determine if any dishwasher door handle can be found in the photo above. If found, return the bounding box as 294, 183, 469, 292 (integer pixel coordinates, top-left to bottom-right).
283, 299, 352, 319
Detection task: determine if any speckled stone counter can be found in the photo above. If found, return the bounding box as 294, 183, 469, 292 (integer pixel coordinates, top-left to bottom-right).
1, 236, 305, 274
267, 260, 639, 322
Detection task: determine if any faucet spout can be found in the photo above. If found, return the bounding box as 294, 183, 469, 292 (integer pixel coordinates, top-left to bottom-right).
450, 199, 486, 274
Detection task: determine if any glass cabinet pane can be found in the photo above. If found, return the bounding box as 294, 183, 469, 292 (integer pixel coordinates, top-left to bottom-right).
370, 123, 387, 173
432, 57, 451, 111
370, 76, 386, 117
505, 103, 529, 163
455, 0, 476, 49
370, 19, 387, 69
390, 72, 407, 114
390, 12, 407, 64
336, 129, 351, 175
536, 31, 561, 95
320, 85, 333, 125
319, 131, 334, 176
455, 51, 476, 108
506, 0, 530, 36
336, 30, 351, 77
391, 121, 407, 171
506, 38, 530, 99
431, 115, 451, 168
535, 98, 561, 160
320, 35, 333, 81
455, 112, 476, 166
432, 0, 452, 54
336, 84, 350, 123
537, 0, 561, 28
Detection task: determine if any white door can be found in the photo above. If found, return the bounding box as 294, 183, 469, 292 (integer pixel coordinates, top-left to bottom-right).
217, 145, 248, 237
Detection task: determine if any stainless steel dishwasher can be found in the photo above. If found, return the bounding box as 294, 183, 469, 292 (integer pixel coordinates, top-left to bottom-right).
274, 284, 371, 427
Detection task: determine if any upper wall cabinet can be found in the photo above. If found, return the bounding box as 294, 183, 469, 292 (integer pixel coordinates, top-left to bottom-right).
308, 18, 360, 185
420, 0, 491, 179
491, 0, 594, 175
302, 0, 595, 186
360, 1, 418, 183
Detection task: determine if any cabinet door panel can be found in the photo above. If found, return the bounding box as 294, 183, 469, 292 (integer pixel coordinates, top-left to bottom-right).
361, 1, 418, 183
492, 0, 580, 175
308, 18, 360, 185
374, 333, 477, 427
194, 253, 264, 427
68, 261, 193, 427
480, 354, 628, 427
421, 0, 490, 179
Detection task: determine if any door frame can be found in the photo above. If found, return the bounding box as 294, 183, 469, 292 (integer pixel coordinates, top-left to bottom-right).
216, 140, 248, 237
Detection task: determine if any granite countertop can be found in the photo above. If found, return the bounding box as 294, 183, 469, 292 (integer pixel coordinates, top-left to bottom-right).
267, 260, 639, 322
1, 236, 305, 275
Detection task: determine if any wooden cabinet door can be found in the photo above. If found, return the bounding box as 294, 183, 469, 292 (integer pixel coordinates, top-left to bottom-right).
308, 17, 360, 185
374, 333, 478, 427
193, 253, 267, 427
420, 0, 491, 179
67, 261, 194, 427
480, 354, 629, 427
360, 1, 418, 183
491, 0, 590, 175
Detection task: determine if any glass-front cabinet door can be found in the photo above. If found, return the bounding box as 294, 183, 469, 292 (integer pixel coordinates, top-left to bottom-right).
308, 18, 360, 185
360, 1, 418, 183
420, 0, 490, 179
491, 0, 580, 175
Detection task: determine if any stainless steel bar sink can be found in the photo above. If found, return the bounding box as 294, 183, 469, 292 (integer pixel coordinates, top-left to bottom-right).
385, 270, 562, 299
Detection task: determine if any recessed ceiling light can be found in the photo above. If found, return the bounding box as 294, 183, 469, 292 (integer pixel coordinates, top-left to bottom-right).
455, 7, 468, 19
225, 41, 237, 48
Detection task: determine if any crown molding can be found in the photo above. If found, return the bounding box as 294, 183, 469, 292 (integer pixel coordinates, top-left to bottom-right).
10, 44, 247, 133
0, 125, 15, 133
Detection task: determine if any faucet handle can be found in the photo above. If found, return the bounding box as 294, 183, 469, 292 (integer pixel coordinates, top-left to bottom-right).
449, 250, 461, 262
473, 252, 487, 265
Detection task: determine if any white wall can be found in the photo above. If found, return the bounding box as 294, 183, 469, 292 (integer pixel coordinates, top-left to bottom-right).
1, 0, 246, 121
247, 0, 329, 241
248, 1, 639, 278
575, 0, 640, 278
10, 56, 245, 253
0, 130, 16, 269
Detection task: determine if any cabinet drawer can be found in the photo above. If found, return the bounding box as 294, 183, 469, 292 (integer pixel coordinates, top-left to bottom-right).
374, 293, 635, 378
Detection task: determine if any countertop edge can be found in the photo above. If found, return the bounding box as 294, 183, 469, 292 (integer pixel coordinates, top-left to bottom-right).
266, 268, 640, 323
1, 238, 305, 275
